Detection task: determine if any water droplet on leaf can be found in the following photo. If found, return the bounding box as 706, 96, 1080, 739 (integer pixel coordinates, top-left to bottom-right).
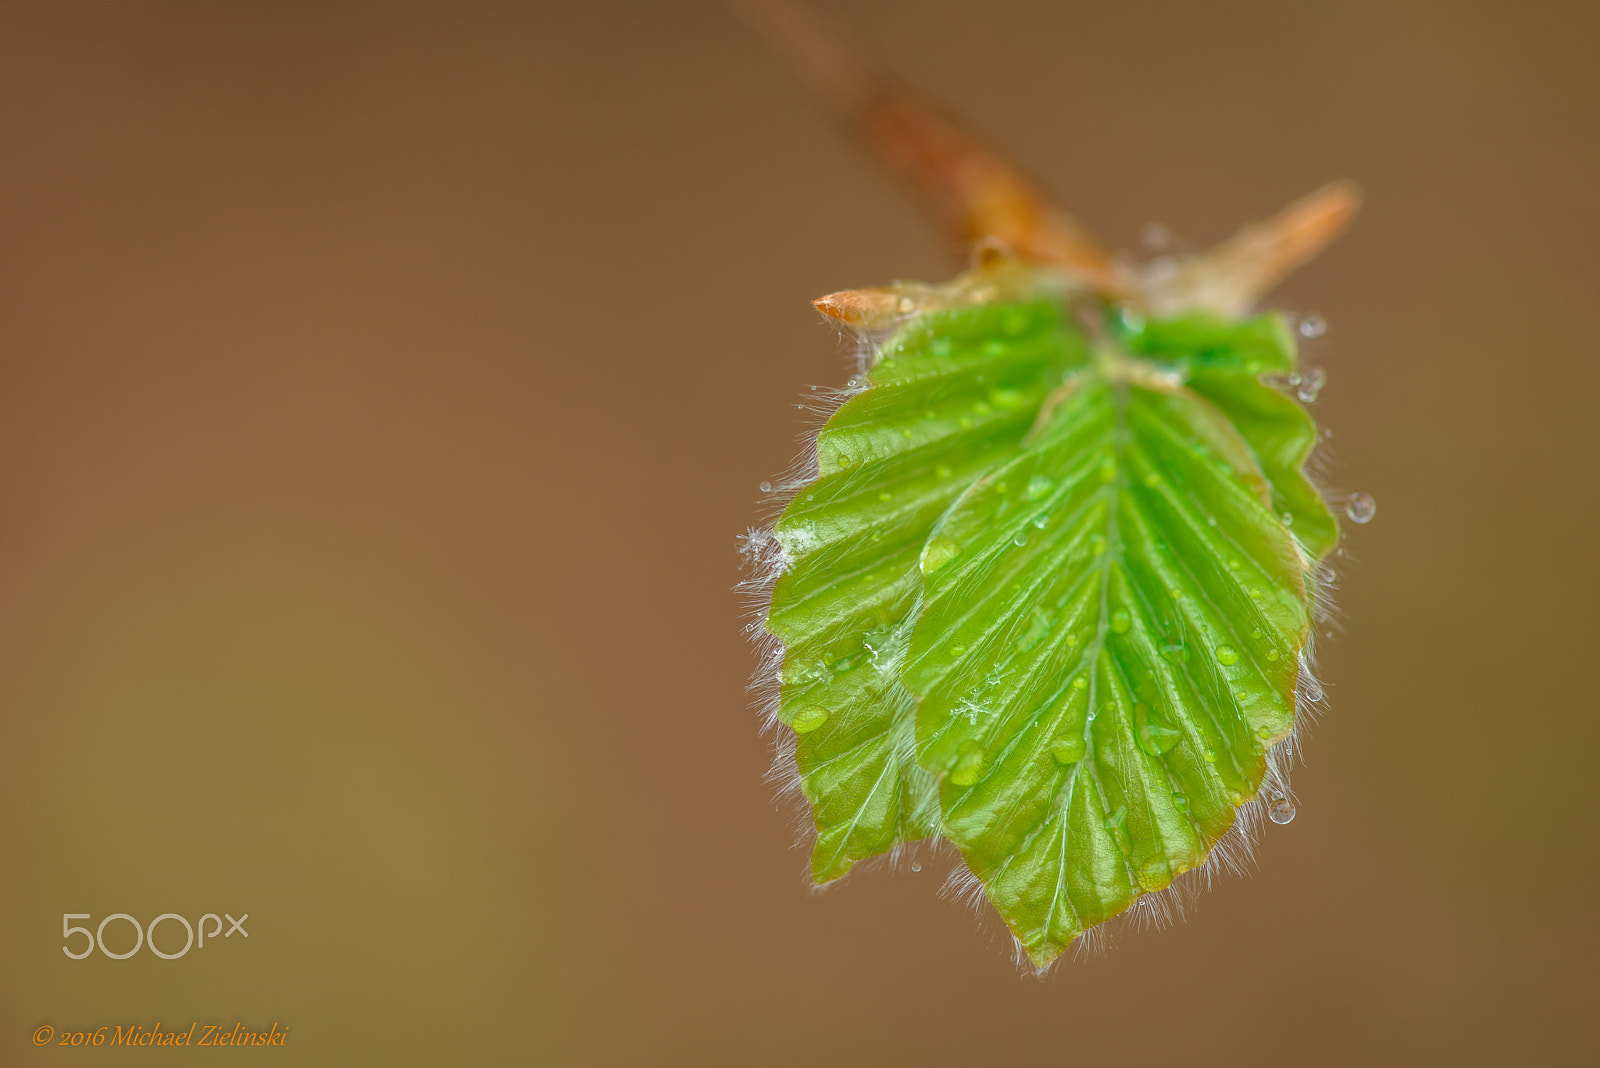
1110, 608, 1131, 634
922, 536, 960, 575
1050, 735, 1086, 765
1215, 644, 1239, 666
791, 706, 829, 734
1138, 721, 1181, 755
1297, 366, 1327, 402
950, 749, 986, 787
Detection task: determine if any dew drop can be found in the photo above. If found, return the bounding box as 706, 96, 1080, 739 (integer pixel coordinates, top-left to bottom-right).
930, 337, 953, 357
1298, 314, 1327, 339
922, 536, 961, 575
1110, 608, 1131, 634
1301, 674, 1325, 702
910, 861, 922, 873
1012, 530, 1030, 547
1138, 721, 1181, 755
759, 480, 773, 493
878, 491, 892, 502
791, 706, 830, 734
935, 464, 954, 479
1281, 511, 1294, 526
1025, 475, 1054, 500
1072, 675, 1089, 690
1345, 493, 1376, 524
1215, 644, 1239, 666
983, 339, 1007, 357
1204, 748, 1218, 763
1297, 366, 1327, 403
1050, 735, 1086, 765
897, 296, 915, 313
950, 749, 986, 787
1268, 796, 1297, 824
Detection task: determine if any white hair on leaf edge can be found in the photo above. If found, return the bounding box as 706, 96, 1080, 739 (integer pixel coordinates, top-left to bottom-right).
735, 318, 886, 883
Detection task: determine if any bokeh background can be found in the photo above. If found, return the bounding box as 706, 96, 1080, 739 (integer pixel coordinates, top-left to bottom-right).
0, 1, 1595, 1064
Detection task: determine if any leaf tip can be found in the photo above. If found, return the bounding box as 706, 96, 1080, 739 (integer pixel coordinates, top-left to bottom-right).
812, 287, 899, 326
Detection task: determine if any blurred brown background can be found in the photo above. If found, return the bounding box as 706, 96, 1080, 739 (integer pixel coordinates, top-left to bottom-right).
0, 1, 1594, 1064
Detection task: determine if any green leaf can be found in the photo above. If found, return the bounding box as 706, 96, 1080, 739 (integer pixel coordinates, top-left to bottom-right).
766, 298, 1088, 880
757, 285, 1337, 964
903, 369, 1314, 965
